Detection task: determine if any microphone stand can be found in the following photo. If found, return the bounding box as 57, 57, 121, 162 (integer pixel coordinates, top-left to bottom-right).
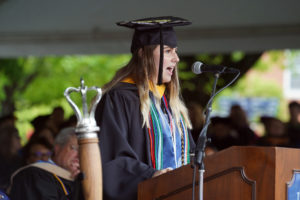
193, 72, 220, 200
191, 67, 240, 200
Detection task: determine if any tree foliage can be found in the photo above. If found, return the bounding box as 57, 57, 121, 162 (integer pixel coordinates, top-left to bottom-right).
3, 50, 292, 141
0, 55, 131, 116
179, 52, 262, 106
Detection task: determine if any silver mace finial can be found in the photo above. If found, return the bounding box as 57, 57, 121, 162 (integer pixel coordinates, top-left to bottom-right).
64, 78, 102, 139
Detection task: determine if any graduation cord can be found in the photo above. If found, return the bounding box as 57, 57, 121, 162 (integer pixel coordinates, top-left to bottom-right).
162, 96, 178, 166
147, 120, 156, 169
149, 99, 164, 169
180, 115, 190, 164
162, 95, 189, 166
162, 95, 181, 165
52, 173, 69, 196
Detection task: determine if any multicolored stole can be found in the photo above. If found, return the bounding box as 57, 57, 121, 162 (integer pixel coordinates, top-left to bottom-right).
121, 77, 190, 170
148, 94, 190, 170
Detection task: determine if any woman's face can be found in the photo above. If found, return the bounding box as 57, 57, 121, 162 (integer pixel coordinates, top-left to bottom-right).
153, 45, 180, 84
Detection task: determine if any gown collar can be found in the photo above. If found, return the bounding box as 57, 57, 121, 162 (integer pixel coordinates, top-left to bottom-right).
122, 77, 166, 98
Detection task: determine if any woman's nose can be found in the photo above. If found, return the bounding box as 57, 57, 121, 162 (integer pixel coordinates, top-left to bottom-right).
172, 52, 180, 63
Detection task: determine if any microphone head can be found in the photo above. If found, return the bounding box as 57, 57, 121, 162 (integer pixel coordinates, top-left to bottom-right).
192, 61, 203, 74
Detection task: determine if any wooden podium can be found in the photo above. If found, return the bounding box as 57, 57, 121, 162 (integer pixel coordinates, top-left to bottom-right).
138, 146, 300, 200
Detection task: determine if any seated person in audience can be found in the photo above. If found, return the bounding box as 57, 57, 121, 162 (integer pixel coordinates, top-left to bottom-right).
256, 116, 289, 147
8, 127, 82, 200
22, 137, 53, 164
47, 106, 66, 136
229, 104, 257, 145
187, 102, 205, 142
32, 126, 55, 145
0, 115, 17, 129
0, 125, 22, 191
207, 117, 239, 151
60, 114, 77, 129
30, 106, 66, 139
285, 101, 300, 147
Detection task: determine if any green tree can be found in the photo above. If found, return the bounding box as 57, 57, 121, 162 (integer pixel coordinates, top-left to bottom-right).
0, 58, 43, 116
0, 55, 131, 142
0, 55, 131, 116
179, 52, 262, 107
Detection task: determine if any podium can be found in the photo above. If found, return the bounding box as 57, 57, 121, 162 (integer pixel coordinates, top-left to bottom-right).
138, 146, 300, 200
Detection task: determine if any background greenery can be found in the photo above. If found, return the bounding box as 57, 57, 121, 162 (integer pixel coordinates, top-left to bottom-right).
0, 50, 299, 143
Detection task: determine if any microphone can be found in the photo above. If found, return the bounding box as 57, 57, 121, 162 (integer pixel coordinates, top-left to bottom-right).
192, 61, 239, 74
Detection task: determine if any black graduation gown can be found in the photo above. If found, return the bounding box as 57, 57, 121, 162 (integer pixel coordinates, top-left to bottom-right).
96, 82, 195, 200
9, 166, 82, 200
0, 155, 23, 191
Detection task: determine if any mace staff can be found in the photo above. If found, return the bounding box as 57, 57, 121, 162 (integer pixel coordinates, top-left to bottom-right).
64, 78, 102, 200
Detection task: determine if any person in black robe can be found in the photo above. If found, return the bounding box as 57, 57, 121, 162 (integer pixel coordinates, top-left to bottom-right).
0, 125, 23, 191
8, 127, 83, 200
96, 16, 195, 200
228, 104, 257, 145
9, 166, 81, 200
285, 101, 300, 147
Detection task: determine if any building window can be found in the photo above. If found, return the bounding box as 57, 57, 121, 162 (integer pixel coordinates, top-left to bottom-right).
283, 51, 300, 99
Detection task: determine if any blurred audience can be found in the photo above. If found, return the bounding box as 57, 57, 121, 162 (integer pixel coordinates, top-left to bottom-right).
285, 101, 300, 148
186, 101, 300, 151
0, 125, 23, 191
8, 127, 82, 200
31, 115, 51, 134
31, 127, 55, 145
30, 106, 66, 139
207, 116, 239, 151
22, 137, 53, 165
187, 102, 205, 142
60, 114, 77, 129
0, 114, 17, 129
256, 116, 289, 147
48, 106, 65, 135
3, 100, 300, 199
0, 106, 80, 197
229, 104, 257, 145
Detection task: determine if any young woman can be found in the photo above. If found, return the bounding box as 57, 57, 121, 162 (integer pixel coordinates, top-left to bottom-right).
95, 16, 195, 200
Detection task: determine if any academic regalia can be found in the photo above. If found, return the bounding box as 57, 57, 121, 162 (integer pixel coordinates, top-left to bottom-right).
96, 82, 195, 200
9, 165, 82, 200
96, 16, 194, 200
96, 82, 155, 200
0, 154, 23, 191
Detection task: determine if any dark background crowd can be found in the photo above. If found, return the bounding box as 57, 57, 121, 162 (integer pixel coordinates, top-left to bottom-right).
0, 106, 77, 193
189, 101, 300, 154
0, 101, 300, 194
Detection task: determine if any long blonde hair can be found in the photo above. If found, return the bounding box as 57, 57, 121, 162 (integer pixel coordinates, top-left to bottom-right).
103, 45, 192, 129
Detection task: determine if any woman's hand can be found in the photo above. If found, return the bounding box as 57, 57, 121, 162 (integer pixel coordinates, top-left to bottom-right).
152, 167, 173, 178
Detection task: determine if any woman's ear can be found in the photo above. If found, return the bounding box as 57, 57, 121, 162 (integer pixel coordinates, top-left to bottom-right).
138, 48, 143, 57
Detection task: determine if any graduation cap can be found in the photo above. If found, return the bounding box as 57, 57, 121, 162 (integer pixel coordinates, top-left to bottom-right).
117, 16, 191, 85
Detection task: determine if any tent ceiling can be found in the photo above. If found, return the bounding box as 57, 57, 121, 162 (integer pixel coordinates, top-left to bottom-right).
0, 0, 300, 57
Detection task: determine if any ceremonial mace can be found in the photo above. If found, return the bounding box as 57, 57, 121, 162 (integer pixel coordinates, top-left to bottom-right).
64, 78, 102, 200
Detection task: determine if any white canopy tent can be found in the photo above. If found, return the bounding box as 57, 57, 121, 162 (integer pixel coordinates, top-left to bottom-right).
0, 0, 299, 57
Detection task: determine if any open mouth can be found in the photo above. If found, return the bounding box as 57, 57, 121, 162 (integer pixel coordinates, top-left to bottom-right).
166, 66, 174, 74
